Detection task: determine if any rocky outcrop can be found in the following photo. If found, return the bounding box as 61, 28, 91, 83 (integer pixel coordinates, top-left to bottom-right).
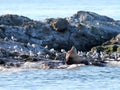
0, 11, 120, 69
0, 11, 120, 51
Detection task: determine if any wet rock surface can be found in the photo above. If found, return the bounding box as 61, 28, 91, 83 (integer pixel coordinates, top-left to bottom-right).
0, 11, 120, 69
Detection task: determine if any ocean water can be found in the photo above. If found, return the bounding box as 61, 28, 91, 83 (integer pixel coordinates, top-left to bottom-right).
0, 0, 120, 20
0, 66, 120, 90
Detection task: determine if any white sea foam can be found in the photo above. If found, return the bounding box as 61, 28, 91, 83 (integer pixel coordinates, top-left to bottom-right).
106, 61, 120, 67
0, 66, 23, 74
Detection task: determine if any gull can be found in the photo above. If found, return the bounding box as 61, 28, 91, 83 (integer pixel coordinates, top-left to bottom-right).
117, 57, 120, 61
27, 43, 31, 46
37, 51, 42, 57
61, 49, 66, 53
29, 50, 34, 57
100, 51, 104, 60
44, 45, 48, 49
20, 48, 23, 53
4, 37, 8, 41
31, 44, 36, 48
13, 45, 18, 49
78, 51, 83, 57
86, 52, 91, 58
11, 36, 17, 41
50, 48, 56, 53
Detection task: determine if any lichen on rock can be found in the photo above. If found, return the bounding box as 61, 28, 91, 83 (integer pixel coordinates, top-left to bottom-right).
50, 18, 69, 32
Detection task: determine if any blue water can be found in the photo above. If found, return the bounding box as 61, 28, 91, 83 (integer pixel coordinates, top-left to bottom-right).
0, 0, 120, 20
0, 66, 120, 90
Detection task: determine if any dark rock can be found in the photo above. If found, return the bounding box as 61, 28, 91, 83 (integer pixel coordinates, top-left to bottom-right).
15, 63, 21, 67
50, 18, 68, 32
92, 61, 106, 67
24, 56, 39, 62
104, 34, 120, 45
9, 63, 14, 66
73, 11, 114, 23
0, 60, 5, 65
80, 60, 90, 65
20, 55, 30, 59
0, 14, 31, 26
47, 60, 64, 69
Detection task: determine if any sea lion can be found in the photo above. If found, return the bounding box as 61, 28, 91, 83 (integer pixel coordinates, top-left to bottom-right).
66, 46, 89, 65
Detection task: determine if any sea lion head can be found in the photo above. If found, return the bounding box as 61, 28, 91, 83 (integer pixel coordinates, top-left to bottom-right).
66, 46, 77, 60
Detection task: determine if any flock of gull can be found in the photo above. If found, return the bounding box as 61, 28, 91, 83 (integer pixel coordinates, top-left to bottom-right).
1, 36, 120, 65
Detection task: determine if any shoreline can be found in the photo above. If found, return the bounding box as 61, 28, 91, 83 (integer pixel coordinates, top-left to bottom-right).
0, 45, 120, 69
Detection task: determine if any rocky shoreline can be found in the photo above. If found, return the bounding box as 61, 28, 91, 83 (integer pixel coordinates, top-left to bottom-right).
0, 11, 120, 69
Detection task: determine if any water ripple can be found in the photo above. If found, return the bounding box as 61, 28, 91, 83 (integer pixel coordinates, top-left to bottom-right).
0, 66, 120, 90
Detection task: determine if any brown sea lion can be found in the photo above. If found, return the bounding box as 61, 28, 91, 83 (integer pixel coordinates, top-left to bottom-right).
66, 46, 89, 65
